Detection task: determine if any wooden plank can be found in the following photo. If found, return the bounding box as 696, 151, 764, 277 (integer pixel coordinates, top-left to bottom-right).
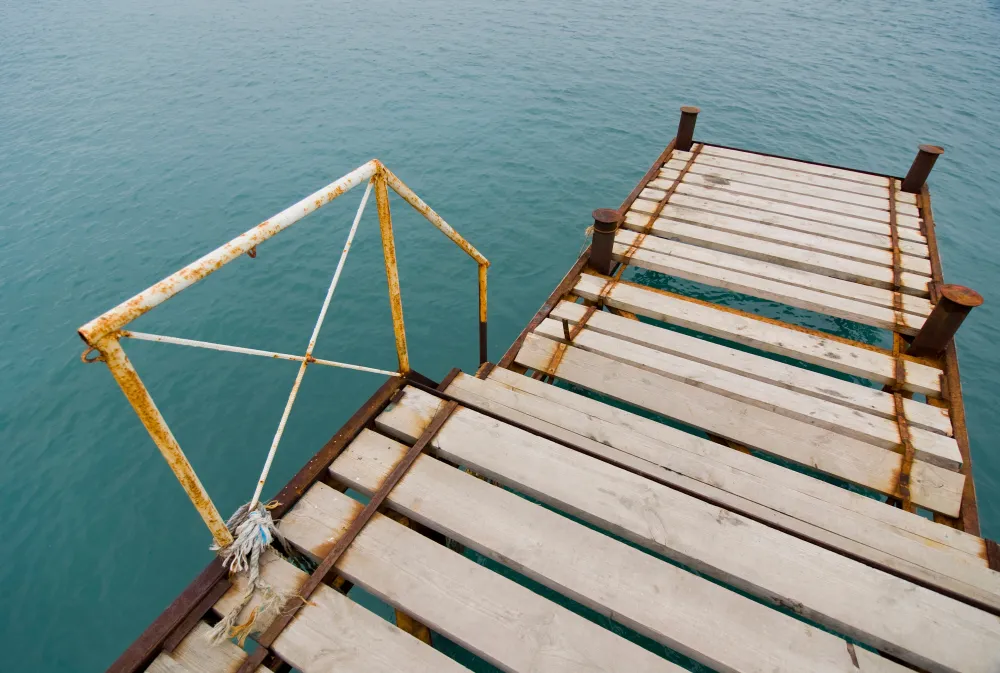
211, 549, 466, 673
657, 158, 922, 216
622, 209, 932, 275
643, 183, 922, 233
277, 482, 681, 673
610, 239, 925, 335
572, 272, 943, 396
377, 388, 1000, 673
638, 197, 929, 257
655, 168, 921, 223
633, 193, 927, 246
698, 145, 891, 187
330, 429, 911, 673
515, 333, 964, 515
549, 301, 951, 436
146, 622, 273, 673
485, 366, 981, 560
450, 371, 992, 589
532, 317, 961, 470
618, 228, 932, 310
620, 214, 932, 295
673, 150, 917, 204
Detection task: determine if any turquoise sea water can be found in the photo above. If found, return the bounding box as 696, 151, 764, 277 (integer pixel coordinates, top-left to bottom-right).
3, 0, 1000, 669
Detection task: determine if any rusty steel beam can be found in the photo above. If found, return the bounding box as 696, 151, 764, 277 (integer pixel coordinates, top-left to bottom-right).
479, 263, 488, 364
104, 374, 407, 673
374, 167, 410, 374
79, 162, 378, 346
917, 186, 981, 534
240, 403, 463, 672
98, 336, 233, 547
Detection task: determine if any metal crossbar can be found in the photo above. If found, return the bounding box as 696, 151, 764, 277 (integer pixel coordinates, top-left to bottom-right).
78, 160, 488, 546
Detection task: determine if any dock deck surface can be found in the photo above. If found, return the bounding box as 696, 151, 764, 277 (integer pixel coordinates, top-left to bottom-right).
141, 139, 998, 673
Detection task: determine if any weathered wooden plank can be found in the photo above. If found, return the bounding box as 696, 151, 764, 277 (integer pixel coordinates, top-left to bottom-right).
212, 549, 466, 673
146, 622, 273, 673
620, 214, 932, 295
532, 317, 960, 470
633, 193, 927, 245
622, 209, 932, 275
611, 240, 924, 334
484, 366, 980, 560
377, 388, 1000, 673
572, 272, 943, 395
549, 301, 951, 436
697, 146, 891, 187
643, 183, 922, 234
450, 370, 991, 590
672, 150, 918, 205
278, 482, 680, 673
331, 429, 910, 673
657, 158, 922, 217
654, 168, 921, 222
515, 333, 964, 515
617, 228, 932, 310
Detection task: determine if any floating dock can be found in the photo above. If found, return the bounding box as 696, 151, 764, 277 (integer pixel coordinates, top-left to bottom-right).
100, 108, 999, 673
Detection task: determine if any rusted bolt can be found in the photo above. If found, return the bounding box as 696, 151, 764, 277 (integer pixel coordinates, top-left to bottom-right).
247, 246, 258, 259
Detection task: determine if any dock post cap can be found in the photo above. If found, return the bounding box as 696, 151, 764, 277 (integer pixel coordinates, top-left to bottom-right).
680, 105, 701, 114
918, 144, 945, 155
939, 284, 983, 307
592, 208, 621, 232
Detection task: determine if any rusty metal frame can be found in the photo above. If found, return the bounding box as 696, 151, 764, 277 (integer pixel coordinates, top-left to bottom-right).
105, 373, 407, 673
79, 161, 488, 548
920, 186, 980, 534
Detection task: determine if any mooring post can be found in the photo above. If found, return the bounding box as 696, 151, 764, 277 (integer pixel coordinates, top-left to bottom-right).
905, 284, 983, 357
901, 144, 944, 193
676, 106, 700, 152
589, 208, 620, 275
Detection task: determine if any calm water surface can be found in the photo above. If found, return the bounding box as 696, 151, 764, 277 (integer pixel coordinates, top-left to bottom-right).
2, 0, 999, 669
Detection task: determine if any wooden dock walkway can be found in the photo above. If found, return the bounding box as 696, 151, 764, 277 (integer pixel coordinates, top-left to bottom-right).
122, 110, 999, 673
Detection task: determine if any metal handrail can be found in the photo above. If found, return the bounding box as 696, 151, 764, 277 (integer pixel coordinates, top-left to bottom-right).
78, 160, 488, 547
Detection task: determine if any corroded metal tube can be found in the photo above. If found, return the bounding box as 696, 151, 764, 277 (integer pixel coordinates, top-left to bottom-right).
78, 161, 378, 346
479, 263, 488, 364
901, 145, 944, 194
375, 168, 410, 374
382, 165, 489, 266
98, 336, 233, 547
676, 106, 701, 152
589, 208, 621, 275
906, 284, 983, 357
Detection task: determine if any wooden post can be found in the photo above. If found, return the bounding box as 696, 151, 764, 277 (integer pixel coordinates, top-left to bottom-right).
589, 208, 620, 275
901, 145, 944, 193
676, 106, 700, 152
905, 284, 982, 357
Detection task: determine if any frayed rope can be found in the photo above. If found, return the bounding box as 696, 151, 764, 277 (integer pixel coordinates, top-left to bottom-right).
207, 501, 297, 645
